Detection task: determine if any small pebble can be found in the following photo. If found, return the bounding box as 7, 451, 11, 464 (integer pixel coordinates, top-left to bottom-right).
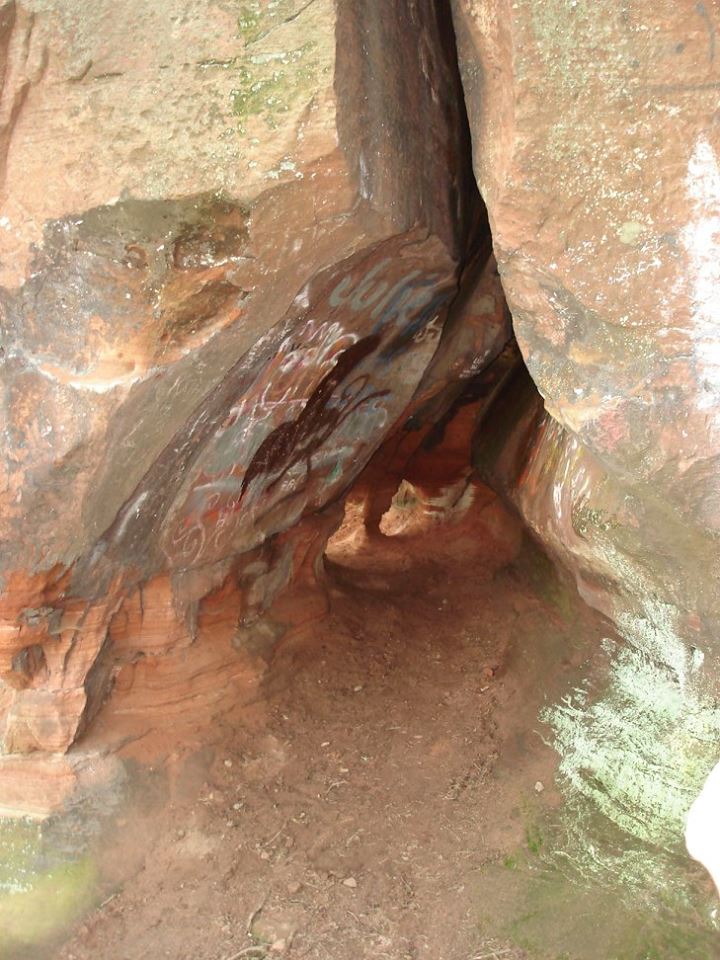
534, 780, 545, 793
287, 880, 302, 895
224, 759, 233, 768
342, 877, 358, 888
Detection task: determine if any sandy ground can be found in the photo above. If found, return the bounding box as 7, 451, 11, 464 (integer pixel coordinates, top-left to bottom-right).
45, 490, 612, 960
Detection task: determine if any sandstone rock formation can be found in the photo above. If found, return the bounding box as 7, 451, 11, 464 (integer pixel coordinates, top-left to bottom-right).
1, 0, 719, 922
0, 0, 516, 814
452, 0, 720, 880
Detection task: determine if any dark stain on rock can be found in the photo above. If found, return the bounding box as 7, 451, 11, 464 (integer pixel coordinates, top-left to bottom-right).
239, 334, 388, 504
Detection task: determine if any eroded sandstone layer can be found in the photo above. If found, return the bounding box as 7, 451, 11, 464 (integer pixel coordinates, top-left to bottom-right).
0, 0, 515, 814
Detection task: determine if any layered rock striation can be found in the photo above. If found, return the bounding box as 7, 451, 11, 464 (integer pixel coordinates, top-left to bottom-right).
0, 0, 512, 813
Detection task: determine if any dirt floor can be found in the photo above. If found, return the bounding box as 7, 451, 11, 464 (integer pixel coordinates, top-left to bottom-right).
15, 490, 623, 960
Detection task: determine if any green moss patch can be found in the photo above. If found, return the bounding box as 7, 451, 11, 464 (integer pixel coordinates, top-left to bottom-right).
0, 820, 98, 957
231, 42, 322, 133
230, 1, 332, 135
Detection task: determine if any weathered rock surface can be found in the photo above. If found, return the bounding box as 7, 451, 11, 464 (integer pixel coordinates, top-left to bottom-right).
3, 3, 717, 922
0, 0, 504, 808
453, 0, 720, 887
349, 250, 512, 532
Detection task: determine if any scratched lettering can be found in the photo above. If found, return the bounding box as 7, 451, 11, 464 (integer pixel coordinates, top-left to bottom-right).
163, 247, 455, 567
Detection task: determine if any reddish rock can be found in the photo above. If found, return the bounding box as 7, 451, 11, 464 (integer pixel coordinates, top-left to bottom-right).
348, 253, 512, 532
454, 0, 720, 871
452, 0, 720, 551
0, 0, 499, 809
452, 0, 720, 640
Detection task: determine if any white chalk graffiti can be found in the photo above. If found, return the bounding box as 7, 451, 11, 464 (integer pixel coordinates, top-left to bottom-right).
166, 254, 448, 566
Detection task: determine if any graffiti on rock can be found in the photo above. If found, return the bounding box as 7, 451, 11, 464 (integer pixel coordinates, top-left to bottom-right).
238, 334, 389, 505
162, 242, 456, 568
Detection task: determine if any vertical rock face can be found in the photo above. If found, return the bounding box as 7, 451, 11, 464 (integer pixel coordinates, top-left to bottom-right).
453, 0, 720, 888
0, 0, 495, 807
